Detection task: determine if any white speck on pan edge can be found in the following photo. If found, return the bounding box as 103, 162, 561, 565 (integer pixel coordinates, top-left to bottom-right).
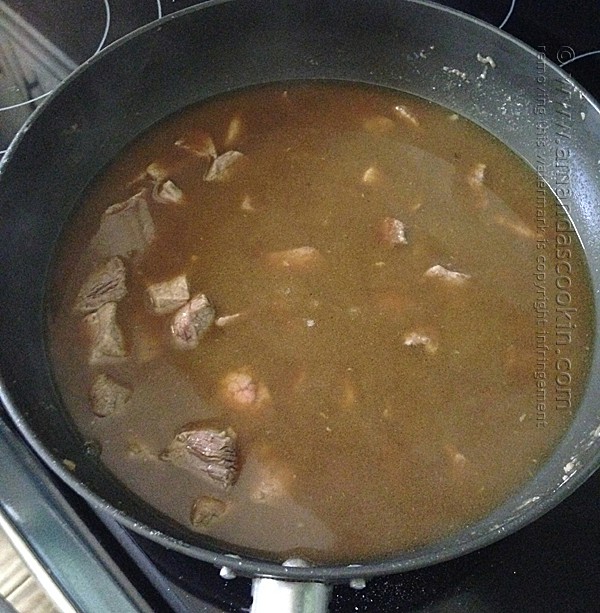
442, 66, 468, 82
563, 460, 577, 473
476, 53, 496, 80
476, 53, 496, 68
593, 425, 600, 437
516, 496, 540, 511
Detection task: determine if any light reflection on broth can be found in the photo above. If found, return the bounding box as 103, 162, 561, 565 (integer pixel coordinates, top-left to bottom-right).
46, 82, 593, 563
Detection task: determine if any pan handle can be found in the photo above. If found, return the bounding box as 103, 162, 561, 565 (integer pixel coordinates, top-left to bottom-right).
250, 578, 330, 613
250, 559, 331, 613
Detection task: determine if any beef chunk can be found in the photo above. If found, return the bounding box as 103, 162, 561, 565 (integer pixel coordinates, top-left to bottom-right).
250, 444, 295, 504
363, 115, 395, 134
171, 293, 215, 349
339, 375, 358, 409
175, 131, 244, 182
127, 438, 155, 460
161, 424, 238, 487
374, 291, 415, 317
444, 443, 467, 469
263, 246, 323, 271
146, 274, 190, 315
424, 264, 470, 284
204, 151, 245, 182
190, 495, 228, 528
443, 443, 468, 480
131, 328, 163, 364
467, 162, 486, 188
240, 195, 255, 212
493, 214, 536, 240
84, 302, 126, 364
75, 257, 127, 314
175, 132, 217, 159
92, 192, 155, 258
224, 115, 243, 148
89, 374, 130, 417
393, 104, 420, 127
378, 217, 408, 246
403, 331, 438, 354
152, 179, 185, 205
504, 345, 536, 384
218, 367, 272, 411
466, 162, 488, 208
362, 166, 384, 186
145, 162, 169, 182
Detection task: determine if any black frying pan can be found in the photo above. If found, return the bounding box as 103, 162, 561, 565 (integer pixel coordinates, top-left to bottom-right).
1, 1, 599, 610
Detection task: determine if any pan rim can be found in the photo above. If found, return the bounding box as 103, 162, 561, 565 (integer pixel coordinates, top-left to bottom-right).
1, 0, 599, 582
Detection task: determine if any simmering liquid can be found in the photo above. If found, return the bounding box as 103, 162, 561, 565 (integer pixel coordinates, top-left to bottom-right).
47, 82, 594, 563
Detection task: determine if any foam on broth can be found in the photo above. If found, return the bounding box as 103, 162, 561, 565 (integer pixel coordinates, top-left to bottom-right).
46, 82, 594, 563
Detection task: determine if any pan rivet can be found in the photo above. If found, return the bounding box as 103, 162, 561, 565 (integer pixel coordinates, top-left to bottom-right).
220, 566, 236, 580
283, 558, 309, 568
349, 577, 366, 590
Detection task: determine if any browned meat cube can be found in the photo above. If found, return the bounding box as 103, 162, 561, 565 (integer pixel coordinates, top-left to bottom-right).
263, 246, 323, 271
361, 166, 384, 186
152, 179, 185, 205
337, 375, 359, 410
424, 264, 470, 284
161, 424, 238, 488
145, 275, 190, 315
252, 466, 294, 503
175, 132, 217, 159
171, 293, 215, 349
467, 162, 486, 188
493, 214, 536, 240
127, 438, 155, 460
378, 217, 408, 246
374, 291, 415, 316
218, 367, 271, 411
190, 495, 228, 528
145, 162, 169, 182
443, 443, 468, 480
84, 302, 127, 364
224, 116, 243, 148
92, 192, 155, 258
131, 327, 164, 364
403, 331, 438, 354
465, 162, 488, 209
443, 443, 467, 469
504, 344, 536, 384
393, 104, 420, 128
89, 374, 130, 417
240, 195, 255, 212
75, 257, 127, 314
250, 444, 296, 504
204, 151, 245, 182
363, 115, 396, 134
286, 365, 308, 397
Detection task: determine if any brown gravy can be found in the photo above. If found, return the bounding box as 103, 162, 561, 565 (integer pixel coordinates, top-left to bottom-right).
47, 82, 594, 563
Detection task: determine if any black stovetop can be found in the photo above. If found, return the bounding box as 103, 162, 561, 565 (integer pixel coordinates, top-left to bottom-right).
0, 1, 599, 612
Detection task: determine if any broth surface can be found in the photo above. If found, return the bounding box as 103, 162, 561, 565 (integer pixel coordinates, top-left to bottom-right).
47, 82, 594, 563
